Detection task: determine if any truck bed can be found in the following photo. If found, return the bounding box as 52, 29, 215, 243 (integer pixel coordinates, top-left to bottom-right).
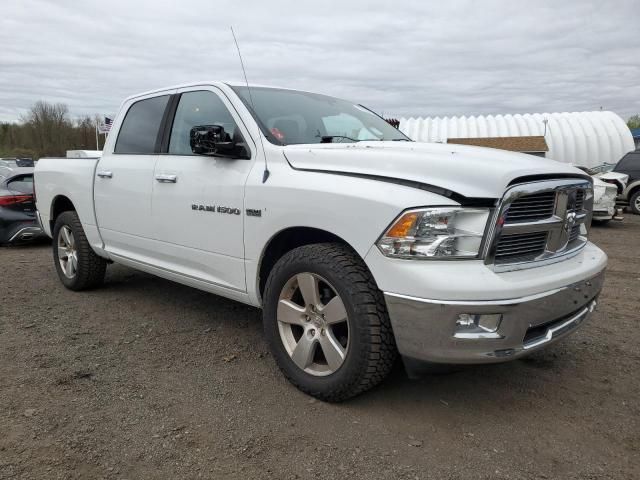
35, 157, 101, 241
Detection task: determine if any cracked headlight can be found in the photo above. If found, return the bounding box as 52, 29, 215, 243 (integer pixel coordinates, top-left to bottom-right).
377, 207, 490, 259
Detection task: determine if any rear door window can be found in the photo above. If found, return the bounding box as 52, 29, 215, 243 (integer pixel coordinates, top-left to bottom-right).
114, 95, 170, 154
7, 175, 33, 194
615, 153, 640, 171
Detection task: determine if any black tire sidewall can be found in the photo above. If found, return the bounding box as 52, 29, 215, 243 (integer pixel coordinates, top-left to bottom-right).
263, 248, 373, 396
52, 212, 90, 290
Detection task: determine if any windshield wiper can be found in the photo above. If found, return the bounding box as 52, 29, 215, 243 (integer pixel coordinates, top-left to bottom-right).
391, 138, 412, 141
319, 135, 360, 143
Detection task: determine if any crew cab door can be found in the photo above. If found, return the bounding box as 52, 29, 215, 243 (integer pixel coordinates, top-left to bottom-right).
150, 87, 255, 292
94, 93, 173, 261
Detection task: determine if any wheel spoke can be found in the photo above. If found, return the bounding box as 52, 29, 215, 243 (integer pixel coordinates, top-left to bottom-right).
61, 227, 72, 248
321, 296, 347, 324
297, 273, 321, 307
57, 247, 68, 260
291, 335, 317, 370
277, 299, 307, 325
319, 330, 346, 371
70, 254, 78, 274
64, 258, 74, 277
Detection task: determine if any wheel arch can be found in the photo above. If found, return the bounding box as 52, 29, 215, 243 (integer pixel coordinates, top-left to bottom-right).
627, 183, 640, 214
623, 179, 640, 197
50, 195, 76, 231
257, 226, 362, 302
626, 181, 640, 198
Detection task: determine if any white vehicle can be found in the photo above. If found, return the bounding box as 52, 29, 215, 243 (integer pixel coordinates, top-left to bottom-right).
66, 150, 103, 158
592, 176, 624, 223
34, 82, 607, 401
575, 167, 628, 223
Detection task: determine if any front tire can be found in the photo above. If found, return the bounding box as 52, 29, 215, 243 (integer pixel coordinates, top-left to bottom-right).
263, 243, 397, 402
52, 211, 107, 291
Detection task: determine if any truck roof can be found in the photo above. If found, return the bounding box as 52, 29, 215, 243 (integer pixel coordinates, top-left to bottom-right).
123, 81, 326, 105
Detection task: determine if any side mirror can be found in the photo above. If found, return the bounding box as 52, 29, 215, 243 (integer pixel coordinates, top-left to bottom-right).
189, 125, 250, 159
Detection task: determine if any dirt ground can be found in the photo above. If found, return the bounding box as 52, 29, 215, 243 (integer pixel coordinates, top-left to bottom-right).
1, 216, 639, 480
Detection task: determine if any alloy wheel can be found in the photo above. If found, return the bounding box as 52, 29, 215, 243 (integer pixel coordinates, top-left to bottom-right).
277, 272, 349, 376
57, 225, 78, 278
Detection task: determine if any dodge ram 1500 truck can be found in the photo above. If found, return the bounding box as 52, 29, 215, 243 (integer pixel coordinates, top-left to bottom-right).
35, 82, 607, 401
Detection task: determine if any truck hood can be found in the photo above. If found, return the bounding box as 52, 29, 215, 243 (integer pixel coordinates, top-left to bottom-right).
597, 171, 629, 187
282, 141, 588, 201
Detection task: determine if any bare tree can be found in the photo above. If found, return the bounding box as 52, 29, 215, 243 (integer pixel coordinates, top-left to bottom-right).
0, 101, 107, 158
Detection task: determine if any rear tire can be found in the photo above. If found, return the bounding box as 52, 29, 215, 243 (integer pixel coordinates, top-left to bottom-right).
263, 243, 397, 402
52, 211, 106, 291
629, 190, 640, 215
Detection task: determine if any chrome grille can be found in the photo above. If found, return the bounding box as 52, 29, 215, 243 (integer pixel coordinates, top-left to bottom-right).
504, 191, 556, 223
487, 179, 593, 271
495, 232, 548, 263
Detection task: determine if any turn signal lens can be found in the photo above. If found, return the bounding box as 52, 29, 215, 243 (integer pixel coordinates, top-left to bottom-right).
386, 212, 419, 237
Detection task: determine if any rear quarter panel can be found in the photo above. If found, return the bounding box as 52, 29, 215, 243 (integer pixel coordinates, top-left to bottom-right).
35, 158, 103, 249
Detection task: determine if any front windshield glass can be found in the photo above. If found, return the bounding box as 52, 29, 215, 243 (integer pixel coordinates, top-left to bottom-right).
230, 86, 410, 145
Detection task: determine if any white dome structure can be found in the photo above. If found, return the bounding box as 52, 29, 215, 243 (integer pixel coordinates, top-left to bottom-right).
399, 111, 635, 168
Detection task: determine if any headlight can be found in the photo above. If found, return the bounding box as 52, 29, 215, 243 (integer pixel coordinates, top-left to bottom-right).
377, 207, 490, 259
604, 185, 617, 201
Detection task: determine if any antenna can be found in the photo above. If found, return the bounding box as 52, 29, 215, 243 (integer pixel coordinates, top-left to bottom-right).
230, 26, 270, 183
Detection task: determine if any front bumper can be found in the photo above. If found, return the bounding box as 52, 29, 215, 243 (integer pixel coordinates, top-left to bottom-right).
593, 206, 624, 221
384, 269, 605, 365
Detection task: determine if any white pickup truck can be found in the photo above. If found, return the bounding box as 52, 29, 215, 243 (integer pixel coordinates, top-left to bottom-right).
35, 82, 607, 401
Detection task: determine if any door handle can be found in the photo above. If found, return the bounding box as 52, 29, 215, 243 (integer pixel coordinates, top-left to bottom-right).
155, 174, 177, 183
97, 171, 113, 178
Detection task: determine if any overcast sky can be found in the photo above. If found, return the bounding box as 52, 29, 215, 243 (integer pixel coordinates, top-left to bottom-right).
1, 0, 638, 123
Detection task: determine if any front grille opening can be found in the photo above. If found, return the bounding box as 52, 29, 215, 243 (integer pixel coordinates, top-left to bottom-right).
504, 191, 556, 223
575, 190, 585, 210
568, 224, 581, 243
495, 231, 548, 264
523, 305, 586, 345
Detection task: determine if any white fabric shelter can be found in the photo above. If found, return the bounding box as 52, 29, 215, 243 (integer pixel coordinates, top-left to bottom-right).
399, 111, 635, 168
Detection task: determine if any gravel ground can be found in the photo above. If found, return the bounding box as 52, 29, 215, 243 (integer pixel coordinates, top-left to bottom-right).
1, 216, 639, 480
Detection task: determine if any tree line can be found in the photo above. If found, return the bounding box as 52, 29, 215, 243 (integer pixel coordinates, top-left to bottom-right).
0, 101, 106, 159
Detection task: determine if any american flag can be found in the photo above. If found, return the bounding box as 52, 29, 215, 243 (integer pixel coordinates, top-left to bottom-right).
98, 116, 113, 134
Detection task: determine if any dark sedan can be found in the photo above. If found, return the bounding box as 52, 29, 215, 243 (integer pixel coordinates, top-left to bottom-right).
0, 165, 44, 245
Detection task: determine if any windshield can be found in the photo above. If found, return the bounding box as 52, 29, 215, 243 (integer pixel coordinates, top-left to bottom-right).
230, 86, 410, 145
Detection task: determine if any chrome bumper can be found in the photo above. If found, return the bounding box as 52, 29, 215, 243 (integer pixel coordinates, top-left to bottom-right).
384, 269, 605, 364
